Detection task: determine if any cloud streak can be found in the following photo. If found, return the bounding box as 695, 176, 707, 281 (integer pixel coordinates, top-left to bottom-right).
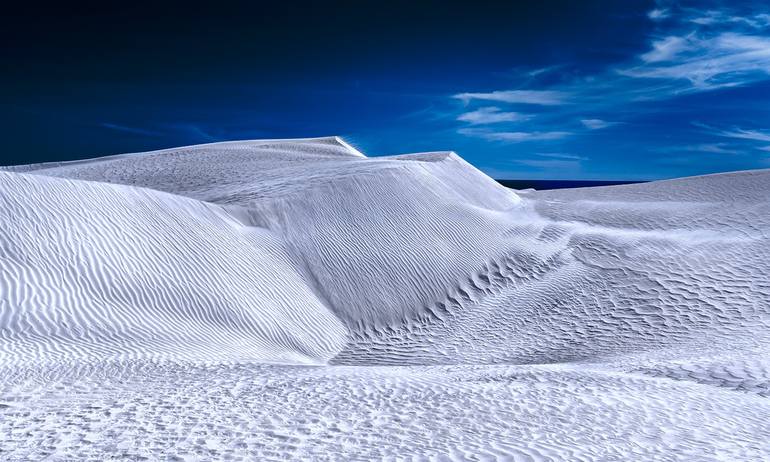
580, 119, 616, 130
450, 2, 770, 155
619, 32, 770, 90
440, 2, 770, 179
100, 123, 163, 137
457, 107, 529, 124
648, 8, 670, 21
514, 158, 582, 171
714, 127, 770, 142
535, 152, 587, 161
458, 127, 571, 143
657, 143, 740, 155
453, 90, 569, 106
688, 9, 770, 28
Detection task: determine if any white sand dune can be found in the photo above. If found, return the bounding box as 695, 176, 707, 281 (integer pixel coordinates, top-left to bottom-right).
1, 137, 769, 460
0, 170, 347, 367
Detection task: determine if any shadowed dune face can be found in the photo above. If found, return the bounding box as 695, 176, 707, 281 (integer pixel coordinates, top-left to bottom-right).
1, 137, 770, 460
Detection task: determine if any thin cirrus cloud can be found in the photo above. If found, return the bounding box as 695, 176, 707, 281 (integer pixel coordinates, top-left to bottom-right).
714, 127, 770, 142
620, 32, 770, 90
688, 9, 770, 28
512, 154, 584, 174
458, 127, 572, 143
682, 143, 740, 154
453, 90, 569, 106
515, 158, 581, 170
535, 152, 587, 161
100, 122, 163, 137
694, 121, 770, 143
580, 119, 616, 130
656, 143, 740, 155
451, 2, 770, 154
639, 35, 691, 63
648, 8, 670, 21
618, 4, 770, 91
100, 121, 219, 143
457, 107, 530, 124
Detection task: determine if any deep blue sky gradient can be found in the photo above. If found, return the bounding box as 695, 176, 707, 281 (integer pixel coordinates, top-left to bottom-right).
2, 0, 770, 179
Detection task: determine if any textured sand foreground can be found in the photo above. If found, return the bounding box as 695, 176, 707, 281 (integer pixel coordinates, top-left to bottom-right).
1, 137, 769, 460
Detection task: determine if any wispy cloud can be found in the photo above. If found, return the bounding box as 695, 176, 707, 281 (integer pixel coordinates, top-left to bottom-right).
457, 107, 529, 124
715, 127, 770, 142
458, 127, 571, 143
684, 143, 740, 154
620, 32, 770, 90
166, 123, 218, 142
696, 121, 770, 142
648, 8, 670, 21
580, 119, 616, 130
688, 10, 770, 29
513, 157, 583, 174
453, 4, 770, 111
444, 2, 770, 177
100, 121, 222, 143
526, 65, 566, 77
639, 35, 691, 63
657, 143, 740, 155
535, 152, 587, 161
453, 90, 569, 106
483, 152, 586, 178
100, 123, 163, 137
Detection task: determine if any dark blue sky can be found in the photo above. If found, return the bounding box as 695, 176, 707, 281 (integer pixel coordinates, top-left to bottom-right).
2, 1, 770, 179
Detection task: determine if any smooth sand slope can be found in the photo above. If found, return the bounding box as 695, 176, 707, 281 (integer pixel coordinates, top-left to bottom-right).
1, 137, 769, 460
0, 170, 347, 366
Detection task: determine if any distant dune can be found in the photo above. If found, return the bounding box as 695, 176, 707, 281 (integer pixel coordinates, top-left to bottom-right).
1, 137, 768, 460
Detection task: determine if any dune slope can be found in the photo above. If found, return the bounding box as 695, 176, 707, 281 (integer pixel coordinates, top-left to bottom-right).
0, 170, 346, 366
